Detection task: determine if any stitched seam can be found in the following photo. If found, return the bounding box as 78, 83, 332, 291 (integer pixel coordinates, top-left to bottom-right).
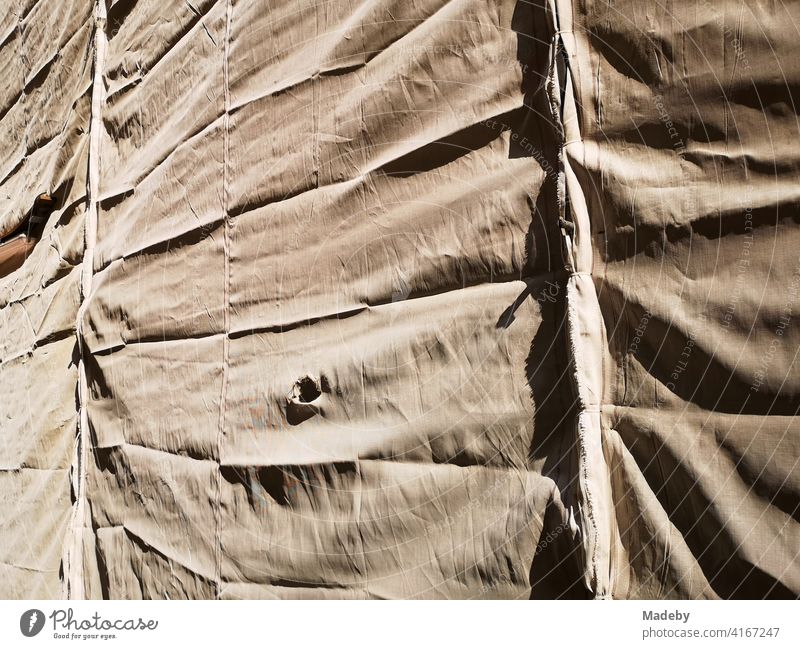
66, 0, 107, 601
215, 0, 234, 601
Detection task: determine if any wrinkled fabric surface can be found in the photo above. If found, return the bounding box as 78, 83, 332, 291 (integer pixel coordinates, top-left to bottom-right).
0, 0, 797, 599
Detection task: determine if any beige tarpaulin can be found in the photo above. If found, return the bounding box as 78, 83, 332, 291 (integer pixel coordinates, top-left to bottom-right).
0, 0, 797, 599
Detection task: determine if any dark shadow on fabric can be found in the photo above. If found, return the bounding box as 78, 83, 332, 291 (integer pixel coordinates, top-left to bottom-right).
600, 199, 796, 263
617, 419, 798, 599
529, 500, 590, 599
603, 288, 800, 417
510, 0, 588, 598
587, 27, 673, 86
380, 108, 517, 178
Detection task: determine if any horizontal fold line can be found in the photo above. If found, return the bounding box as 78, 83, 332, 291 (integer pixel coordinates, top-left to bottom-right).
227, 102, 524, 219
85, 271, 560, 355
104, 0, 223, 104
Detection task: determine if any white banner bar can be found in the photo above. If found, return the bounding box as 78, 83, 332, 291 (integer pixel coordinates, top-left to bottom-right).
1, 600, 797, 648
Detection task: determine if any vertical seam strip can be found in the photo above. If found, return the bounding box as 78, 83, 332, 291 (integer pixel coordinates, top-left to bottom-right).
66, 0, 107, 600
548, 0, 614, 598
215, 0, 234, 601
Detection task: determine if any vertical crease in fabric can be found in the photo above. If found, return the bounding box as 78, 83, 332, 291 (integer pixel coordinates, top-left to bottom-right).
215, 0, 235, 601
547, 0, 614, 598
65, 0, 107, 600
